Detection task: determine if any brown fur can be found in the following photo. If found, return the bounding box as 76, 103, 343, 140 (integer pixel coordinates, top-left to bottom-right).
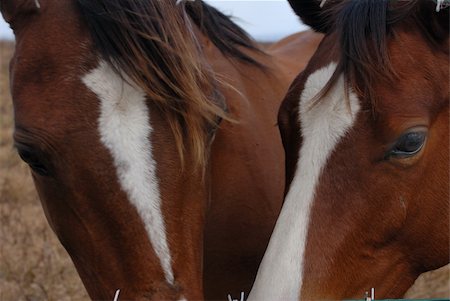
279, 0, 449, 299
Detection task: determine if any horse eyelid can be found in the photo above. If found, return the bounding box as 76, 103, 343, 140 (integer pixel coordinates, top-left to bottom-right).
387, 131, 427, 159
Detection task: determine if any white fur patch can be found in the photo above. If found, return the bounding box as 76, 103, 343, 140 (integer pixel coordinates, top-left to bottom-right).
82, 61, 174, 284
247, 63, 360, 300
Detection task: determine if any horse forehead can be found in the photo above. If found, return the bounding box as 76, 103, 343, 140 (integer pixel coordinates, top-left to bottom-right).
81, 61, 175, 285
11, 0, 88, 56
372, 34, 448, 129
299, 63, 360, 127
10, 40, 96, 130
9, 1, 95, 116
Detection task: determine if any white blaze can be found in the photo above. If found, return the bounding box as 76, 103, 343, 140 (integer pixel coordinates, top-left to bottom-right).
82, 61, 174, 284
247, 63, 360, 300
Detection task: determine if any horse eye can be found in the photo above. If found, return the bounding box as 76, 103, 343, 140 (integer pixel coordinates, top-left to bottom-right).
388, 130, 427, 159
16, 147, 50, 176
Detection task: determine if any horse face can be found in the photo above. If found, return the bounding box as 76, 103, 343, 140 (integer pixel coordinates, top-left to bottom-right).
4, 0, 205, 299
276, 1, 449, 299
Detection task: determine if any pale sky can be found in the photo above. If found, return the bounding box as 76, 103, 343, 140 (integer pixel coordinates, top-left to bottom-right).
0, 1, 307, 41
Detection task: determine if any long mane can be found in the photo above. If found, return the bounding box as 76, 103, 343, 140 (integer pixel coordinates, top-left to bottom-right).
320, 0, 448, 106
76, 0, 263, 168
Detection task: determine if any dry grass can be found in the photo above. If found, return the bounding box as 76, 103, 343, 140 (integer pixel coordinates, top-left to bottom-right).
404, 265, 450, 298
0, 40, 448, 301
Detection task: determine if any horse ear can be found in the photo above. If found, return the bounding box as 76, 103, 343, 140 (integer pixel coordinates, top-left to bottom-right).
0, 0, 40, 24
0, 0, 15, 22
287, 0, 332, 33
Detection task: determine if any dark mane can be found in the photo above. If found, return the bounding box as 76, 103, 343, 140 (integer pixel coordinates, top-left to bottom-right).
321, 0, 448, 105
75, 0, 263, 168
184, 1, 264, 66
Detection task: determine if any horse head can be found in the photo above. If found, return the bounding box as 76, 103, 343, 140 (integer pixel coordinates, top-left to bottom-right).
2, 0, 224, 299
249, 0, 449, 299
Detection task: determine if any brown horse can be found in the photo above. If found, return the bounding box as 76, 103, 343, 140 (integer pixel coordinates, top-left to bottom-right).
248, 0, 449, 300
1, 0, 322, 300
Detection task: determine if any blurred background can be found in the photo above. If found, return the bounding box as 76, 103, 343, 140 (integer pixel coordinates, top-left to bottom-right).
0, 1, 307, 41
0, 1, 448, 301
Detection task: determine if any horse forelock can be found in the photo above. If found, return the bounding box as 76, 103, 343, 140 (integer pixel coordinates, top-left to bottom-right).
75, 0, 261, 169
315, 0, 448, 110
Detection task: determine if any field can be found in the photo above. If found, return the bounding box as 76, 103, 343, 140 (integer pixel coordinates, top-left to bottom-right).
0, 40, 449, 300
